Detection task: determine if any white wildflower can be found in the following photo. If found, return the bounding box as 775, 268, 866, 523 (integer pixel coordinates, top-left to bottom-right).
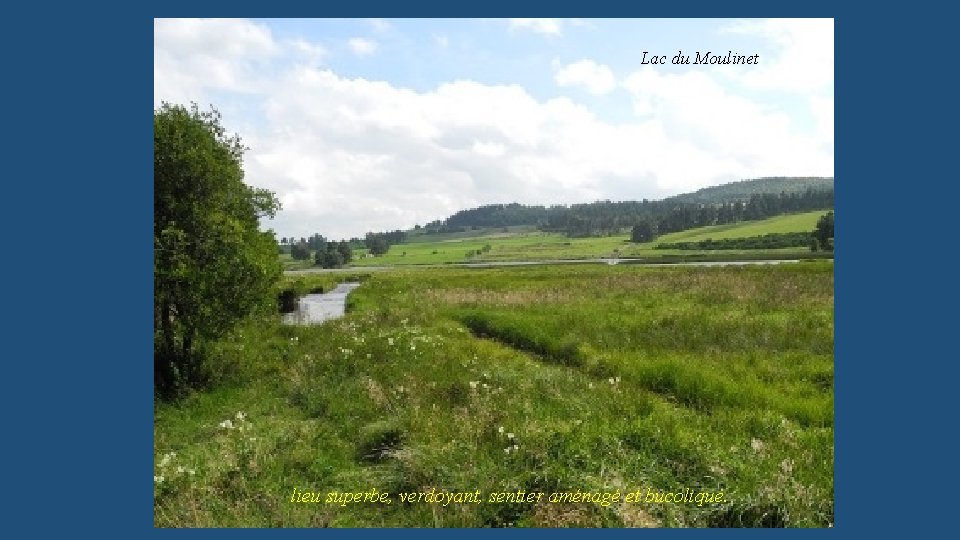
236, 411, 246, 421
498, 426, 504, 434
159, 452, 175, 467
219, 419, 234, 430
154, 475, 164, 484
507, 433, 515, 440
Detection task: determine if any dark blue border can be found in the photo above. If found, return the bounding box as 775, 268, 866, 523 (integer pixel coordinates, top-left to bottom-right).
7, 2, 948, 538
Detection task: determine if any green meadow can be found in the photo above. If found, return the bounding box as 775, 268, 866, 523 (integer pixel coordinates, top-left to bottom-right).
346, 210, 829, 266
154, 262, 834, 527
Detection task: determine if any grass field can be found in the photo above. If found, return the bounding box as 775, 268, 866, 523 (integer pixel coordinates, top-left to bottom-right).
154, 262, 834, 527
346, 211, 830, 266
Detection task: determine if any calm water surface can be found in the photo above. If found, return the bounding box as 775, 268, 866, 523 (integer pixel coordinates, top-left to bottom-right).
281, 282, 361, 325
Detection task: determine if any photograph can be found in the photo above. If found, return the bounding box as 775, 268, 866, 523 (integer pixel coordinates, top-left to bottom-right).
153, 17, 834, 527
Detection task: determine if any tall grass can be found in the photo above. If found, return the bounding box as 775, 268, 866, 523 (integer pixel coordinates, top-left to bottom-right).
155, 262, 834, 527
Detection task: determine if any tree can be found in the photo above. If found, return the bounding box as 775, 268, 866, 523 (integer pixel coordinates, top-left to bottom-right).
290, 242, 311, 260
630, 219, 658, 243
814, 211, 834, 251
337, 240, 353, 264
365, 233, 389, 255
308, 233, 327, 253
154, 103, 281, 395
317, 248, 344, 269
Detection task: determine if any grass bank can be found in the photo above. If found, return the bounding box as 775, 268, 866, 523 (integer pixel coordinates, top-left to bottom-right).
155, 263, 833, 527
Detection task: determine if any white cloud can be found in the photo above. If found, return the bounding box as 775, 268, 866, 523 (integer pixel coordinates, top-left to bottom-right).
554, 59, 617, 95
348, 37, 378, 56
155, 18, 833, 241
509, 18, 563, 36
719, 18, 834, 166
622, 66, 831, 187
809, 94, 834, 149
154, 18, 278, 58
154, 18, 280, 104
434, 34, 449, 49
721, 18, 834, 94
289, 39, 327, 60
472, 140, 507, 157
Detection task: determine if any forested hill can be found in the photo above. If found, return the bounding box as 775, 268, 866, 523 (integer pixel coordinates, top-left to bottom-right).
666, 177, 834, 205
284, 177, 834, 252
419, 177, 834, 236
442, 203, 553, 229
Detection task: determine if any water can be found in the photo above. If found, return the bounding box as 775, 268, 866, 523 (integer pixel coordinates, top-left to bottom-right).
285, 258, 808, 275
281, 282, 362, 325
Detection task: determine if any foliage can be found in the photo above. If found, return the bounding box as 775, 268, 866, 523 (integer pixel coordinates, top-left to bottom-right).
813, 211, 834, 251
154, 102, 281, 395
347, 211, 830, 267
365, 234, 390, 255
156, 264, 833, 527
290, 179, 832, 253
630, 220, 659, 243
655, 232, 813, 251
290, 242, 311, 260
317, 249, 344, 269
666, 177, 834, 205
314, 241, 353, 268
337, 241, 353, 264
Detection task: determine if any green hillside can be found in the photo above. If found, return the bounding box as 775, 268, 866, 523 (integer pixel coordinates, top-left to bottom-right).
347, 210, 829, 266
668, 177, 834, 205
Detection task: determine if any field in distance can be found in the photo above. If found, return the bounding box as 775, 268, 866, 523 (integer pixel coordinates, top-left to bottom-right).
155, 262, 833, 527
343, 210, 829, 267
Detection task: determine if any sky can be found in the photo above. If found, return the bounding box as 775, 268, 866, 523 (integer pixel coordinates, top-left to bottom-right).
154, 18, 834, 241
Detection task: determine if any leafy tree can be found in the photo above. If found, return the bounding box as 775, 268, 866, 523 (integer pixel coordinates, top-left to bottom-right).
814, 211, 834, 251
365, 233, 389, 255
290, 242, 311, 260
307, 233, 327, 253
630, 220, 658, 243
318, 248, 344, 269
154, 103, 281, 395
337, 240, 353, 263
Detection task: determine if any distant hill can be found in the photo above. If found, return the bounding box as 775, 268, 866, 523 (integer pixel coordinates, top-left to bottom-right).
413, 177, 834, 236
345, 176, 834, 245
666, 177, 834, 205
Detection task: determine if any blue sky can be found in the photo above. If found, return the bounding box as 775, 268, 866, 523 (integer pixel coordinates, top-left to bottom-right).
155, 18, 833, 240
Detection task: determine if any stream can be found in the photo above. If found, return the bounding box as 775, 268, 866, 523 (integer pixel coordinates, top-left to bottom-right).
281, 282, 361, 325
